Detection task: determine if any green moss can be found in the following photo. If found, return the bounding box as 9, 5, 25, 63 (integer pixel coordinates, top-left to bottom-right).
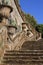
10, 19, 17, 26
2, 0, 10, 5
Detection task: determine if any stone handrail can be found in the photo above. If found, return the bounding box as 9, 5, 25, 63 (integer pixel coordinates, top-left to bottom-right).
9, 31, 35, 50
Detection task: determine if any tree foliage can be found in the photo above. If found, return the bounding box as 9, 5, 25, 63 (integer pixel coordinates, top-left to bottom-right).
25, 14, 37, 28
35, 24, 43, 38
24, 13, 43, 38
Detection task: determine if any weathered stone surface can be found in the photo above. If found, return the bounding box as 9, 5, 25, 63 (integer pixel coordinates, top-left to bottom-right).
0, 0, 42, 65
21, 39, 43, 50
9, 0, 24, 25
0, 5, 13, 18
2, 50, 43, 65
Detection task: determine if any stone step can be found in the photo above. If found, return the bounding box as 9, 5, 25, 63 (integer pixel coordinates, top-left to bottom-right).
21, 39, 43, 50
2, 50, 43, 65
2, 60, 43, 64
5, 50, 43, 53
4, 53, 43, 56
4, 50, 43, 53
3, 56, 43, 62
3, 56, 40, 60
4, 50, 43, 56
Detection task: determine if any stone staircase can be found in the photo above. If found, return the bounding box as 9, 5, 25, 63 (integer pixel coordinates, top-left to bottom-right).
1, 39, 43, 65
21, 39, 43, 50
2, 50, 43, 65
7, 31, 35, 50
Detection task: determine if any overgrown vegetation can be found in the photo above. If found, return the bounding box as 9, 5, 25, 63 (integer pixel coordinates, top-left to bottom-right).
35, 24, 43, 38
24, 13, 43, 38
24, 14, 37, 28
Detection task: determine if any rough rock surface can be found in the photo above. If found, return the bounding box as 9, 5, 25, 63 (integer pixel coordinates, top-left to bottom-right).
0, 0, 42, 65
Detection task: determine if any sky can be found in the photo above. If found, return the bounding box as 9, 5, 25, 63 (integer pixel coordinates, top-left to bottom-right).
19, 0, 43, 24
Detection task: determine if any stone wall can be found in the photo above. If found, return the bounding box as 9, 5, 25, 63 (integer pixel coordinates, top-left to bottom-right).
8, 0, 24, 25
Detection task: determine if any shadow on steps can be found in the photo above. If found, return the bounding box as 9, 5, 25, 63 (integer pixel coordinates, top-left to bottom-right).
21, 39, 43, 50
